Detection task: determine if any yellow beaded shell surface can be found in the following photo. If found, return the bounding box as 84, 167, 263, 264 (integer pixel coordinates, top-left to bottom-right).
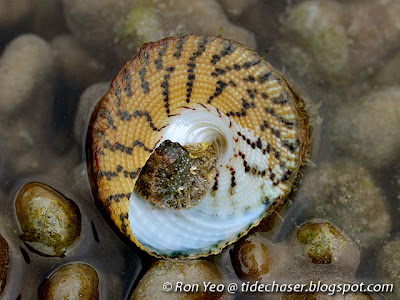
87, 35, 310, 258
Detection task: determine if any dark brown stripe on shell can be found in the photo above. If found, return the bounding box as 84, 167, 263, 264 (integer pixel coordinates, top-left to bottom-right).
186, 36, 213, 103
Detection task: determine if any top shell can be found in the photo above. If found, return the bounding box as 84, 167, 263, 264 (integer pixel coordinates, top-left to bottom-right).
87, 35, 310, 258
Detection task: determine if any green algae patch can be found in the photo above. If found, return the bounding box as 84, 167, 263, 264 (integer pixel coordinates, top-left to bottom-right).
297, 221, 346, 264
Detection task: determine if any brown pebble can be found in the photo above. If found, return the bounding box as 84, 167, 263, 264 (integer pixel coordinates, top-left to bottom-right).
16, 182, 81, 257
299, 161, 391, 248
38, 263, 99, 300
0, 233, 9, 295
230, 234, 270, 281
131, 259, 223, 300
297, 222, 346, 264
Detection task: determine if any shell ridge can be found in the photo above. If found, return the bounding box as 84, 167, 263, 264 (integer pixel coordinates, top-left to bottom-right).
87, 34, 311, 258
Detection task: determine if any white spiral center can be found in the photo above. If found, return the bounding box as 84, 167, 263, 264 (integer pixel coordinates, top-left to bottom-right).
159, 108, 234, 166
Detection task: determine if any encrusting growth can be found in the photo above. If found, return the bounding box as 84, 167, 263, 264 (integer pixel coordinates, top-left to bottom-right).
134, 140, 218, 209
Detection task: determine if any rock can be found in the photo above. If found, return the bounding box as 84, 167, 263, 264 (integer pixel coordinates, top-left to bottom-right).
15, 182, 81, 257
299, 160, 391, 248
0, 34, 55, 114
0, 233, 9, 296
330, 87, 400, 169
39, 263, 99, 300
279, 0, 400, 85
131, 259, 223, 299
230, 234, 271, 282
230, 221, 359, 286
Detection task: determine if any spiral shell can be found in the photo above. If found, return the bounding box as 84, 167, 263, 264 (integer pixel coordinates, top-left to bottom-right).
87, 35, 310, 258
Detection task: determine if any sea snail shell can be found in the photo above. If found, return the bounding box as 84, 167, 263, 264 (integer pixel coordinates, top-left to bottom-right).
87, 35, 310, 258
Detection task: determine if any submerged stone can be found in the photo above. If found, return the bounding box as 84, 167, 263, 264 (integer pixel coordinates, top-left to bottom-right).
16, 182, 81, 257
0, 234, 9, 295
39, 263, 99, 300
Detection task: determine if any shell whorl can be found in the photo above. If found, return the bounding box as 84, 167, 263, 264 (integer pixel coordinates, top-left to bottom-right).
87, 35, 310, 258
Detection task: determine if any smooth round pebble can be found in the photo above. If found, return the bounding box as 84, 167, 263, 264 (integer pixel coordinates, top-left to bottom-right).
131, 260, 223, 300
39, 263, 99, 300
16, 182, 81, 257
297, 221, 349, 265
280, 0, 348, 80
0, 233, 9, 295
291, 221, 360, 281
330, 87, 400, 169
0, 116, 76, 178
0, 34, 55, 114
230, 234, 271, 281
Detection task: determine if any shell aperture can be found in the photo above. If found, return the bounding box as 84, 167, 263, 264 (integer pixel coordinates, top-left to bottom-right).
134, 139, 219, 209
87, 35, 310, 258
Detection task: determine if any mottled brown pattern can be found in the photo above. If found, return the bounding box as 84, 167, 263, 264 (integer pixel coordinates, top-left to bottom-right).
87, 35, 310, 257
0, 234, 9, 295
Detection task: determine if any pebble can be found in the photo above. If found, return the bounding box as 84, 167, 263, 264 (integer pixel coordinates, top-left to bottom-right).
15, 182, 81, 257
330, 87, 400, 169
0, 233, 9, 296
230, 220, 359, 285
299, 160, 391, 248
0, 34, 55, 114
131, 259, 224, 300
39, 263, 99, 300
280, 0, 400, 85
